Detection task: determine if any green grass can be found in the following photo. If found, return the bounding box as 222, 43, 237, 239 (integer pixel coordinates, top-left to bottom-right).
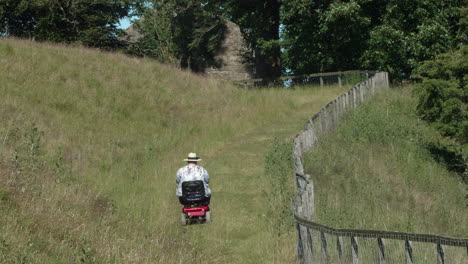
0, 39, 350, 263
303, 87, 467, 238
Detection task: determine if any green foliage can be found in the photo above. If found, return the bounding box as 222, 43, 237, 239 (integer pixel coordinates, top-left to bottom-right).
283, 0, 370, 73
128, 0, 226, 71
413, 46, 467, 176
282, 0, 465, 78
361, 0, 461, 79
343, 72, 367, 85
319, 1, 370, 70
0, 0, 134, 48
458, 7, 468, 44
264, 138, 295, 236
280, 0, 326, 74
218, 0, 282, 82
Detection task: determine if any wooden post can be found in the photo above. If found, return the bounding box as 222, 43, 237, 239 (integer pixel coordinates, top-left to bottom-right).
351, 236, 358, 264
378, 238, 385, 264
437, 243, 445, 264
405, 240, 413, 264
306, 227, 313, 263
320, 77, 324, 87
338, 75, 342, 87
321, 231, 328, 263
296, 223, 304, 262
337, 236, 343, 264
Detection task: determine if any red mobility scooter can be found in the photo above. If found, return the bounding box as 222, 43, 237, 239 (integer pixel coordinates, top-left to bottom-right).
180, 180, 211, 225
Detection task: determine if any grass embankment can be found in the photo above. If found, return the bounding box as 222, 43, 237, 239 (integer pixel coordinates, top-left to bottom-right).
0, 39, 348, 263
304, 87, 467, 237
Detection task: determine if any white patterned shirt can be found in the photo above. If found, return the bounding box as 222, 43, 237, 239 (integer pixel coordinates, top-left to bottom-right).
176, 165, 211, 197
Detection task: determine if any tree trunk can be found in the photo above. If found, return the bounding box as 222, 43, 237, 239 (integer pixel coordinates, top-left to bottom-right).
255, 0, 281, 85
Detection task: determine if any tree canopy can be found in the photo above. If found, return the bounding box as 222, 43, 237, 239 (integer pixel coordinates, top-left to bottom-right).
1, 0, 466, 81
413, 45, 467, 179
127, 0, 226, 72
282, 0, 465, 79
0, 0, 136, 48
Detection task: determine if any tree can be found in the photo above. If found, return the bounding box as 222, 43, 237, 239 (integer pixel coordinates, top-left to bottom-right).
0, 0, 40, 38
0, 0, 135, 49
280, 0, 325, 74
413, 45, 467, 178
281, 0, 464, 79
223, 0, 281, 83
281, 0, 370, 74
361, 0, 463, 79
129, 0, 225, 71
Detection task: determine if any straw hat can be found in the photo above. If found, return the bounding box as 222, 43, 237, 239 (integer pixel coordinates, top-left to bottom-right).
184, 152, 202, 162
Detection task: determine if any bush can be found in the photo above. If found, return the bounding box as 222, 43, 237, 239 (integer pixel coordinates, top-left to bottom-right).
413, 46, 467, 178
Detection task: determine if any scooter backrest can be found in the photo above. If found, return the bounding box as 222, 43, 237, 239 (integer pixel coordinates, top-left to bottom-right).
182, 180, 205, 197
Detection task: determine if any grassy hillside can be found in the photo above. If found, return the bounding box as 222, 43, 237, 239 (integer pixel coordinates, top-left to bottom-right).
304, 87, 467, 237
0, 39, 349, 263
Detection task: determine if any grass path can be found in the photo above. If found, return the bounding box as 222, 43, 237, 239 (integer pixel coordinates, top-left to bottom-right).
171, 88, 346, 263
0, 39, 353, 263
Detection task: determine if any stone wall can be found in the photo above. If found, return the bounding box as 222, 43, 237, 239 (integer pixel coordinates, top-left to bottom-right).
292, 72, 389, 262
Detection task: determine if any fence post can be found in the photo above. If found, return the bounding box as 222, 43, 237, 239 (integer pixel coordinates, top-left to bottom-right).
351, 236, 358, 264
321, 231, 328, 263
294, 174, 314, 263
338, 75, 342, 87
337, 236, 343, 264
405, 240, 413, 264
378, 238, 385, 264
437, 243, 445, 264
306, 227, 314, 263
296, 223, 304, 262
320, 77, 324, 87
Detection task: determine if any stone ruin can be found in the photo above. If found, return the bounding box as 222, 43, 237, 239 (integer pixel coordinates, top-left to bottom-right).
125, 20, 252, 81
204, 21, 253, 80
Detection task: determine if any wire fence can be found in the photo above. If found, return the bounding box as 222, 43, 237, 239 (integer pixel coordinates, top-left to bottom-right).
295, 214, 468, 264
234, 70, 378, 88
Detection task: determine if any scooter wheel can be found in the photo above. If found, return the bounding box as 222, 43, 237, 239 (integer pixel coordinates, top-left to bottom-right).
181, 213, 187, 225
205, 211, 211, 224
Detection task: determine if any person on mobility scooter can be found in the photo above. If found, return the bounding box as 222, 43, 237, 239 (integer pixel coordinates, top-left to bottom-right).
176, 153, 211, 225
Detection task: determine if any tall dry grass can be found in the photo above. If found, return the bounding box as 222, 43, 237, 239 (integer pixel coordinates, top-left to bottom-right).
0, 39, 349, 263
303, 87, 467, 238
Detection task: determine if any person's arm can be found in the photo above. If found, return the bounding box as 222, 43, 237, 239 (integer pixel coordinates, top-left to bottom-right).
176, 168, 182, 184
203, 168, 209, 184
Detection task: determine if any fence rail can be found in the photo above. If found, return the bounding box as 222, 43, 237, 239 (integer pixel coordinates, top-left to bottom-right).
295, 213, 468, 264
295, 214, 468, 247
234, 70, 378, 87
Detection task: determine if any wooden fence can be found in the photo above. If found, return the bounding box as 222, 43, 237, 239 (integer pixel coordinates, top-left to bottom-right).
295, 214, 468, 264
290, 71, 467, 263
234, 70, 379, 88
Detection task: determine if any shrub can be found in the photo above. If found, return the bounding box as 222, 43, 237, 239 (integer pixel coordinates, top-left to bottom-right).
413, 46, 467, 178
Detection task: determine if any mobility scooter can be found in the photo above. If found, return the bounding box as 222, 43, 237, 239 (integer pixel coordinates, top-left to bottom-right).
180, 180, 211, 225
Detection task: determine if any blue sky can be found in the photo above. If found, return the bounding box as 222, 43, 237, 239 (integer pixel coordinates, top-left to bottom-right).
118, 17, 133, 29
